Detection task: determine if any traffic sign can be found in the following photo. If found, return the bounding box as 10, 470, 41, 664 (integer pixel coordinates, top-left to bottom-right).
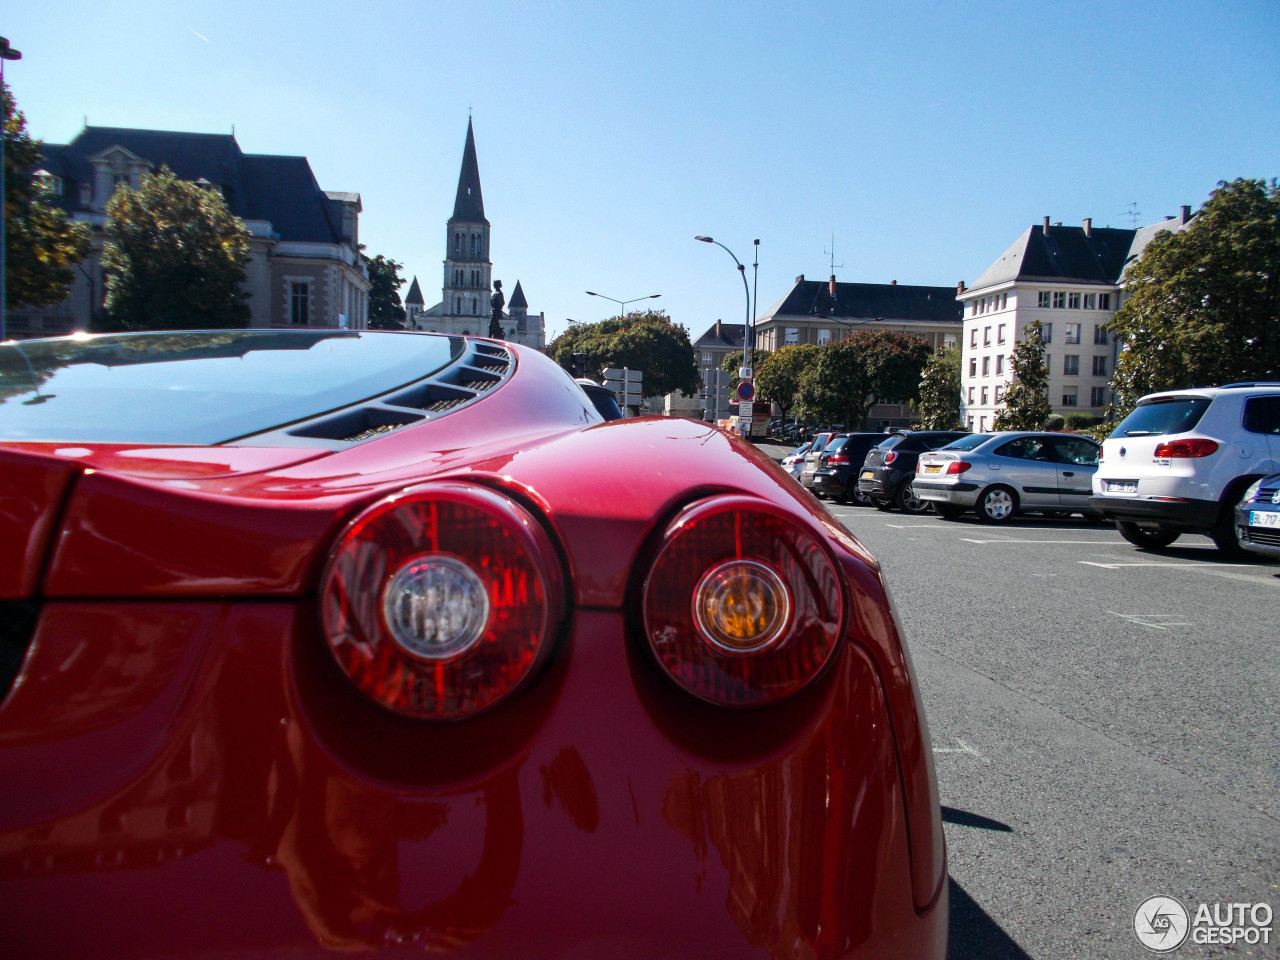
735, 380, 755, 402
739, 401, 753, 419
603, 367, 643, 383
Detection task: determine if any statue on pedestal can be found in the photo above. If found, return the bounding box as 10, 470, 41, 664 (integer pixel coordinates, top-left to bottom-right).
488, 280, 505, 339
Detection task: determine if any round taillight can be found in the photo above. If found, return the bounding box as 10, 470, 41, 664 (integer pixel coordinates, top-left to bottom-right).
642, 496, 844, 707
884, 450, 898, 465
320, 482, 563, 720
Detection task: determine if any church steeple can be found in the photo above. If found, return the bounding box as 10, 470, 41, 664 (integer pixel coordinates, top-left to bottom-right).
452, 117, 486, 223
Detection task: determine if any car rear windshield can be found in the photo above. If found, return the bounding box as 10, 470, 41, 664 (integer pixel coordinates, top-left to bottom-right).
0, 331, 461, 444
939, 434, 992, 451
876, 435, 905, 450
1109, 397, 1211, 438
824, 437, 849, 453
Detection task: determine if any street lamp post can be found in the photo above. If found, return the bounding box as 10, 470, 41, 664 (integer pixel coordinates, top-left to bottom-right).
584, 290, 661, 321
694, 236, 752, 377
1, 36, 24, 343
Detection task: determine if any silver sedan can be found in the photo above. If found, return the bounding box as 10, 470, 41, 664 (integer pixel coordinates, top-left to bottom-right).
913, 432, 1103, 523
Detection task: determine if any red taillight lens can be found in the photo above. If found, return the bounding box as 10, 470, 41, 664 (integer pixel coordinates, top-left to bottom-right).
1153, 438, 1219, 458
946, 461, 972, 475
642, 496, 843, 707
883, 451, 898, 465
320, 482, 563, 720
826, 454, 850, 464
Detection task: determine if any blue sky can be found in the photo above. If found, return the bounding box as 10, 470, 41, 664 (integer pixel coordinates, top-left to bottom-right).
7, 1, 1279, 343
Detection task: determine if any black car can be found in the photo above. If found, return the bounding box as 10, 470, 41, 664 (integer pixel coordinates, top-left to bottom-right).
857, 431, 970, 513
808, 433, 891, 504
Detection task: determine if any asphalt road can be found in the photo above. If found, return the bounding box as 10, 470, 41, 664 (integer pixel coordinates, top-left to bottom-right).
818, 497, 1280, 959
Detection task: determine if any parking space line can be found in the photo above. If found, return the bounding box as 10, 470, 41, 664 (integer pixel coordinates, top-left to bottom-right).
1107, 610, 1191, 630
932, 738, 990, 763
884, 523, 939, 529
1080, 560, 1188, 569
961, 537, 1125, 545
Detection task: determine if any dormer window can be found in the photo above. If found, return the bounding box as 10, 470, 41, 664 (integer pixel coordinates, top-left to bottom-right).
33, 169, 62, 197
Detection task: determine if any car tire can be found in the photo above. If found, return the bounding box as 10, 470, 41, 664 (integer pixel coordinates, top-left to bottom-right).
1209, 507, 1250, 559
1116, 520, 1181, 550
850, 484, 871, 507
976, 485, 1017, 524
894, 482, 931, 515
934, 503, 965, 520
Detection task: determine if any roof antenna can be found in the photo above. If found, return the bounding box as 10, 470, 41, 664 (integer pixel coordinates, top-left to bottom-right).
1120, 201, 1140, 229
824, 232, 843, 277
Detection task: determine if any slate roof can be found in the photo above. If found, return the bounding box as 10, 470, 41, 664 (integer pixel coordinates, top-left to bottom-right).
508, 280, 528, 310
405, 276, 424, 305
38, 126, 348, 244
693, 322, 745, 349
450, 118, 486, 223
761, 280, 962, 325
971, 224, 1137, 291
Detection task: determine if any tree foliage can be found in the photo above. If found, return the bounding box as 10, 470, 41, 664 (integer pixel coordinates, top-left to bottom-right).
755, 344, 817, 418
993, 320, 1052, 430
545, 310, 699, 397
916, 345, 964, 429
797, 330, 931, 428
1107, 178, 1280, 421
2, 82, 92, 310
98, 166, 250, 330
361, 250, 406, 329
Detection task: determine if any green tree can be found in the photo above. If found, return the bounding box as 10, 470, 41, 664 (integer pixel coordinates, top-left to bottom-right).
797, 330, 931, 428
2, 82, 92, 310
993, 320, 1052, 430
98, 166, 250, 330
361, 250, 406, 329
545, 310, 699, 397
1107, 178, 1280, 421
755, 344, 817, 420
916, 345, 963, 429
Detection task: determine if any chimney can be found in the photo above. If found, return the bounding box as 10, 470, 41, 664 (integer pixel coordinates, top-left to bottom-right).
715, 319, 722, 338
795, 274, 805, 283
1042, 216, 1051, 235
956, 281, 965, 294
1181, 204, 1192, 225
1083, 218, 1092, 237
829, 275, 837, 298
891, 279, 898, 286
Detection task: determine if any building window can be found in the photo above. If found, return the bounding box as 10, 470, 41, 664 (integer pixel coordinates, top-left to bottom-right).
981, 387, 989, 405
1062, 387, 1079, 407
979, 416, 986, 431
1084, 293, 1097, 310
1001, 293, 1008, 309
1094, 325, 1109, 345
454, 232, 462, 254
995, 385, 1004, 403
785, 327, 800, 344
817, 328, 833, 345
455, 296, 462, 312
971, 302, 978, 317
1092, 355, 1108, 376
472, 299, 478, 315
997, 323, 1006, 344
1063, 354, 1080, 376
970, 328, 977, 347
983, 326, 991, 346
1065, 323, 1081, 344
1091, 386, 1108, 406
702, 352, 713, 365
982, 356, 990, 376
1068, 292, 1081, 309
996, 354, 1004, 375
967, 386, 975, 404
969, 357, 977, 377
968, 416, 975, 430
1042, 323, 1053, 344
1099, 293, 1112, 309
1038, 291, 1051, 308
1053, 291, 1065, 309
290, 282, 310, 325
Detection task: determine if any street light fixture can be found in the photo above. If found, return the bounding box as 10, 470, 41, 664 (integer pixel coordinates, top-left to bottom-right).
584, 290, 661, 321
1, 36, 24, 343
694, 236, 752, 378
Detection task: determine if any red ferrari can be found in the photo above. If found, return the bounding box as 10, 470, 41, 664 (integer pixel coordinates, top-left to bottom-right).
0, 330, 946, 958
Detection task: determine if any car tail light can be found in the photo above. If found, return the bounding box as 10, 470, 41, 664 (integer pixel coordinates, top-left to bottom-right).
320, 482, 564, 720
883, 451, 898, 465
1153, 438, 1219, 458
642, 496, 843, 707
946, 461, 972, 475
825, 454, 850, 464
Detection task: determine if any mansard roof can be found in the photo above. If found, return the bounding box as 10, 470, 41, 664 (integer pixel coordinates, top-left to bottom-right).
450, 118, 487, 223
761, 278, 963, 325
405, 276, 424, 305
693, 322, 745, 349
971, 223, 1137, 291
39, 126, 349, 244
508, 280, 527, 310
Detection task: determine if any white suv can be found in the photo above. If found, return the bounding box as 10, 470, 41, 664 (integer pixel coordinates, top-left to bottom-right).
1092, 383, 1280, 556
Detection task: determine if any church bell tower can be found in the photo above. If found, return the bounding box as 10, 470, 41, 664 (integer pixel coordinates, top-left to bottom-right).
441, 118, 492, 334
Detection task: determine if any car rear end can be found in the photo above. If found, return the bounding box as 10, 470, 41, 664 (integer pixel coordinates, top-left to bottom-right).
914, 434, 995, 511
798, 430, 835, 494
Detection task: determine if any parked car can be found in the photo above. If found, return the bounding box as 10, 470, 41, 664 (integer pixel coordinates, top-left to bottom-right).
807, 433, 889, 504
857, 431, 970, 513
915, 431, 1102, 522
1092, 383, 1280, 555
780, 440, 812, 478
0, 330, 947, 958
575, 377, 623, 420
1235, 472, 1280, 560
798, 430, 838, 494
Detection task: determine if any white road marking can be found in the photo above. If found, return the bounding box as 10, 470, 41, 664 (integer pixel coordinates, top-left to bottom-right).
932, 738, 990, 763
1080, 561, 1188, 569
961, 538, 1125, 545
884, 523, 939, 529
1107, 611, 1191, 630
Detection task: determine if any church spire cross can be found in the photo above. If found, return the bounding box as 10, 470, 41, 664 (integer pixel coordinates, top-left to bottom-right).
452, 117, 486, 222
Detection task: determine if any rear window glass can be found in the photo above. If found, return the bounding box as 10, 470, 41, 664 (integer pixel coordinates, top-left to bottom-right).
0, 331, 460, 444
1242, 396, 1280, 435
939, 433, 992, 451
824, 437, 849, 453
1110, 398, 1210, 438
876, 435, 905, 450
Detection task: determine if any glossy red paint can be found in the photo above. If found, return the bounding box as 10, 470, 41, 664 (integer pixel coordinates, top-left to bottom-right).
0, 334, 946, 957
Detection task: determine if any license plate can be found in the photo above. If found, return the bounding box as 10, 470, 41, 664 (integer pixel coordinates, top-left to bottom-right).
924, 464, 942, 474
1249, 511, 1280, 528
1106, 481, 1138, 494
860, 470, 874, 480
